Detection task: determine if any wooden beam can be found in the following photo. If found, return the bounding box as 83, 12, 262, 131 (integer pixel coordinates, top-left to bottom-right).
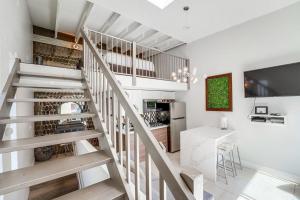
33, 26, 83, 44
33, 34, 83, 50
75, 1, 94, 43
54, 0, 61, 38
117, 22, 141, 38
99, 12, 120, 33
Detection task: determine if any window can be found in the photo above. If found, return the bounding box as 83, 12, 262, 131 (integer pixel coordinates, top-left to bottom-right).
147, 0, 175, 9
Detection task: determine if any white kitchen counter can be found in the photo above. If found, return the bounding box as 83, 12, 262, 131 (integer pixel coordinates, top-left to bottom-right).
180, 126, 234, 182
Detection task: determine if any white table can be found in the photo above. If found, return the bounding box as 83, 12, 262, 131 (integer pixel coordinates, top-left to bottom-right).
180, 126, 234, 182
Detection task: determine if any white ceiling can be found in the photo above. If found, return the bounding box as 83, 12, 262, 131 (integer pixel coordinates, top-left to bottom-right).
91, 0, 300, 43
27, 0, 184, 51
27, 0, 300, 51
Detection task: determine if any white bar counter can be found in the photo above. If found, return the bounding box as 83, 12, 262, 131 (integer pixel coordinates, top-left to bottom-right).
180, 126, 234, 182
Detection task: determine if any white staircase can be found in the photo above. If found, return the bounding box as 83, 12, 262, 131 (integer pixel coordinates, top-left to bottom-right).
0, 61, 128, 199
0, 28, 201, 200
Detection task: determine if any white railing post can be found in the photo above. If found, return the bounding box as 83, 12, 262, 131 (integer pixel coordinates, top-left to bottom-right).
112, 92, 117, 148
180, 168, 203, 200
118, 102, 123, 166
145, 150, 152, 200
134, 130, 140, 199
125, 115, 131, 183
159, 174, 166, 200
132, 42, 137, 86
187, 59, 191, 89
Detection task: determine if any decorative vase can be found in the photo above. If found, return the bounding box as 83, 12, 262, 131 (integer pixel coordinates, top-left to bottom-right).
220, 116, 228, 130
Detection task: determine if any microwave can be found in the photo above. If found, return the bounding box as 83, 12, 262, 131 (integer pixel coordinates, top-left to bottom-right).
143, 100, 157, 112
143, 99, 175, 113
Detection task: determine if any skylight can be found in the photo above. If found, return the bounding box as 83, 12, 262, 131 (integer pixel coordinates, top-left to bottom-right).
147, 0, 175, 9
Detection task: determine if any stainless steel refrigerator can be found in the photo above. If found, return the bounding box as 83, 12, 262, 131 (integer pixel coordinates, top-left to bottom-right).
169, 102, 186, 152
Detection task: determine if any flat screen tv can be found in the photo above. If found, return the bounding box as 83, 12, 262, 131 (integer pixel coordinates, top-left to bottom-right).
244, 62, 300, 97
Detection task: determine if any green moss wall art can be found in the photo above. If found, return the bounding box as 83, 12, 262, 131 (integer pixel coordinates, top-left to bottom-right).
206, 73, 232, 111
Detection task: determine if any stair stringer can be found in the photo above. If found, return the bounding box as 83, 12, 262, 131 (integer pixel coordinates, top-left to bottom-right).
0, 58, 20, 140
82, 70, 134, 200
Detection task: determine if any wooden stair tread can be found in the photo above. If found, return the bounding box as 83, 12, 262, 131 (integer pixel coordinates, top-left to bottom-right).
7, 98, 90, 103
18, 71, 82, 80
0, 151, 112, 195
0, 113, 95, 124
0, 130, 101, 153
12, 82, 86, 89
54, 179, 125, 200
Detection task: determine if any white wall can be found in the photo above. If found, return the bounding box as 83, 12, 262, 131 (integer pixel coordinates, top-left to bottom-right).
172, 3, 300, 181
0, 0, 32, 90
0, 0, 33, 199
115, 74, 178, 114
115, 74, 188, 92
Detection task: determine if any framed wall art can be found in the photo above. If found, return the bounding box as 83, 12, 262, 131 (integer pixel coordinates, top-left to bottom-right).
206, 73, 232, 111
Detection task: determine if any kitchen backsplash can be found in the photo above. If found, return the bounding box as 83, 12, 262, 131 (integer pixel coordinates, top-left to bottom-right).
143, 111, 170, 125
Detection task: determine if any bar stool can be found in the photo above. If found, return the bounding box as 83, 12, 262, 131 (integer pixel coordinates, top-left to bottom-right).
217, 143, 236, 184
220, 142, 242, 171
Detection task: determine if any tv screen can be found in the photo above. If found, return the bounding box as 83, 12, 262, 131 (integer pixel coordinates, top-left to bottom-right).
244, 62, 300, 97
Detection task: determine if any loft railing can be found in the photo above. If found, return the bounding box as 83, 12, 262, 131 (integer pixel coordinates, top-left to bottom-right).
81, 28, 199, 199
88, 29, 190, 87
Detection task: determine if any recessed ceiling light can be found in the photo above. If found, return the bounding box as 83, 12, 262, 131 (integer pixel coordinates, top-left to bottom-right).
147, 0, 175, 9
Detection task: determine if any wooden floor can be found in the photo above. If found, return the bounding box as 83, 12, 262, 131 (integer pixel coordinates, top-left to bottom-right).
29, 174, 79, 200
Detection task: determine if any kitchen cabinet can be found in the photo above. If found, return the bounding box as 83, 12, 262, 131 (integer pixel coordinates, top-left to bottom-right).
117, 126, 169, 162
140, 126, 169, 161
151, 126, 169, 151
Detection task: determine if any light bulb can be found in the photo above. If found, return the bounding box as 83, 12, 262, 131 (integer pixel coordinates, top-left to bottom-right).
184, 67, 188, 72
193, 78, 199, 84
177, 79, 181, 83
178, 69, 182, 73
171, 72, 176, 77
173, 76, 177, 80
73, 43, 79, 49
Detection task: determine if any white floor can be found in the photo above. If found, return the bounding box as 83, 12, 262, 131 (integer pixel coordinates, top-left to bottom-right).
167, 152, 300, 200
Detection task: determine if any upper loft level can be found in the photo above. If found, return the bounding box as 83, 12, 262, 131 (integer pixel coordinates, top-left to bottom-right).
87, 29, 190, 91
27, 0, 190, 91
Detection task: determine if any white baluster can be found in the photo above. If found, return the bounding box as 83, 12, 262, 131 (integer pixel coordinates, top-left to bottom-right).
134, 131, 140, 199
125, 115, 131, 183
159, 174, 166, 200
118, 102, 123, 166
111, 92, 117, 148
107, 84, 111, 135
146, 150, 152, 200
